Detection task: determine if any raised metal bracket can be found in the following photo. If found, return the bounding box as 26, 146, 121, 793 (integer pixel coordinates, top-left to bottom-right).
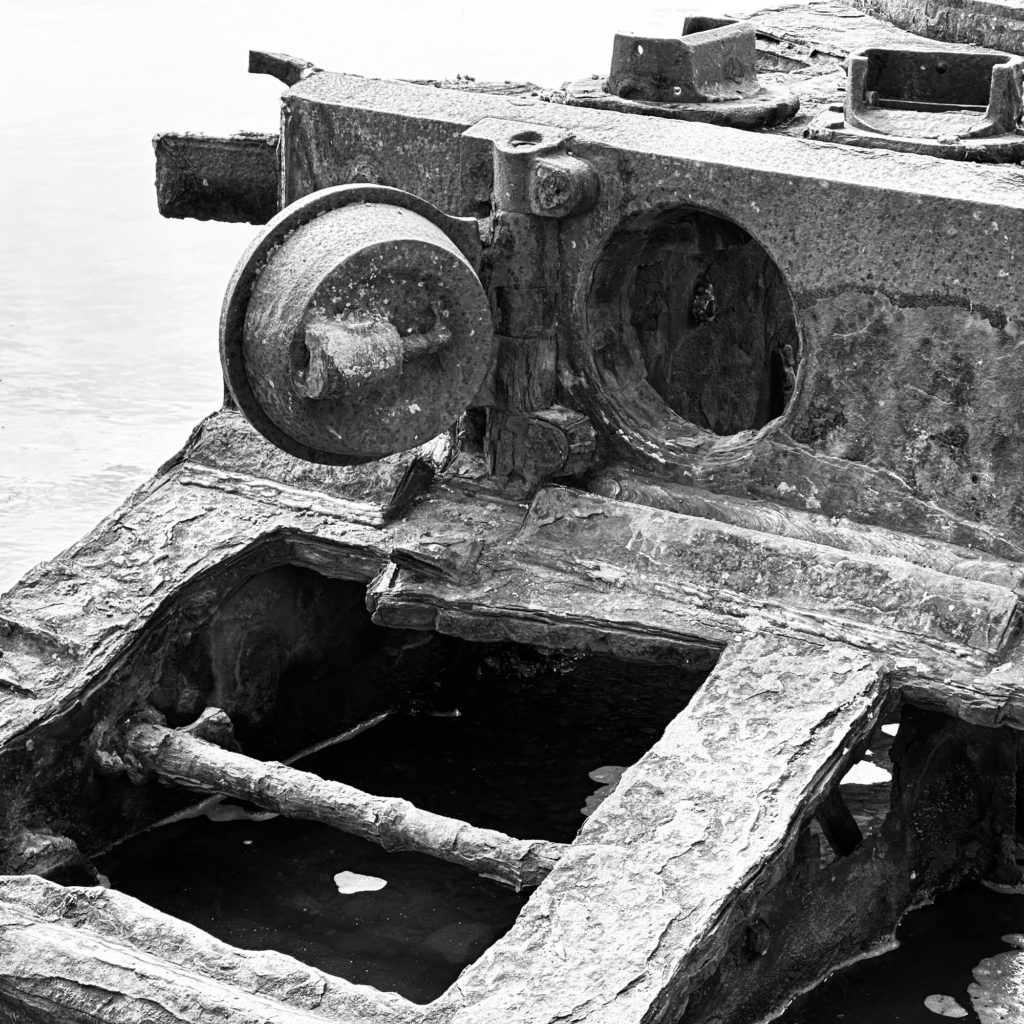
564, 17, 799, 129
807, 46, 1024, 160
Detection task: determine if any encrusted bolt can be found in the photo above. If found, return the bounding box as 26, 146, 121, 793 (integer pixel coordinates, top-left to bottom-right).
492, 128, 600, 219
529, 154, 600, 218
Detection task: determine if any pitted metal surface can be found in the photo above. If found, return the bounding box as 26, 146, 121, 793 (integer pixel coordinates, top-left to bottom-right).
243, 203, 491, 461
606, 21, 760, 104
565, 19, 799, 128
808, 45, 1024, 158
220, 185, 493, 464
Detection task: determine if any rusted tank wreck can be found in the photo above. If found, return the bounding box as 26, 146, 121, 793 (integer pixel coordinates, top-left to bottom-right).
3, 2, 1024, 1021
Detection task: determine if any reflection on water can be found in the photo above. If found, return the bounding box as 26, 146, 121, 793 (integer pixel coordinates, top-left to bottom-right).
0, 0, 770, 590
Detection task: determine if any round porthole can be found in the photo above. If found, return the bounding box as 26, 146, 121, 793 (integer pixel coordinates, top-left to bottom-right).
580, 206, 801, 459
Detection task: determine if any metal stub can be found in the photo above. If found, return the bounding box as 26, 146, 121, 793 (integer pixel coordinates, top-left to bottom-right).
154, 131, 279, 225
491, 126, 600, 219
608, 21, 760, 103
221, 185, 494, 464
564, 18, 799, 129
806, 47, 1024, 160
248, 49, 321, 87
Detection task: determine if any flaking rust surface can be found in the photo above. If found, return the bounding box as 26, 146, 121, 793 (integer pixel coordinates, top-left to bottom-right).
371, 474, 1024, 726
853, 0, 1024, 54
586, 468, 1024, 589
435, 634, 888, 1024
0, 465, 385, 746
794, 294, 1024, 542
0, 409, 528, 877
0, 409, 502, 745
7, 9, 1024, 1018
0, 876, 422, 1024
746, 0, 986, 56
516, 488, 1020, 654
177, 409, 450, 512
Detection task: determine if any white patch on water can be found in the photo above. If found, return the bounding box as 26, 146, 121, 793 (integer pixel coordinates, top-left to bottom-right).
982, 879, 1024, 896
203, 803, 279, 823
841, 760, 892, 786
581, 765, 626, 817
969, 945, 1024, 1023
334, 871, 388, 894
881, 723, 900, 737
588, 765, 625, 786
924, 994, 968, 1017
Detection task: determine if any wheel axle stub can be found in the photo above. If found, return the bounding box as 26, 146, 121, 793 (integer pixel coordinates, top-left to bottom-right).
220, 185, 494, 465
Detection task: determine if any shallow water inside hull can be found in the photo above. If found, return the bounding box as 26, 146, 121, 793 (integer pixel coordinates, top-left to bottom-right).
777, 882, 1024, 1024
97, 816, 528, 1004
96, 646, 707, 1002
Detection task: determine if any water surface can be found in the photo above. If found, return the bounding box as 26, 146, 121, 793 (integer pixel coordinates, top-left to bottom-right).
779, 883, 1024, 1024
97, 646, 706, 1002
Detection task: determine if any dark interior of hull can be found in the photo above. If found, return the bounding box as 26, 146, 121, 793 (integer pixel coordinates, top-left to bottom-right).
777, 879, 1024, 1023
8, 560, 1023, 1017
67, 563, 712, 1003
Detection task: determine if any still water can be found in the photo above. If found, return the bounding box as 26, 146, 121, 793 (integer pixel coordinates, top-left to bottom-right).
97, 646, 705, 1002
778, 884, 1024, 1024
1, 0, 743, 590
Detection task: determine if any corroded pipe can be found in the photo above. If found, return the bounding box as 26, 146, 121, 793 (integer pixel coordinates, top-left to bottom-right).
123, 721, 565, 891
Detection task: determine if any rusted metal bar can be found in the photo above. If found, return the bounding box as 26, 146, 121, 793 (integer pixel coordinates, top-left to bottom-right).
122, 721, 565, 890
437, 634, 888, 1024
511, 488, 1022, 657
586, 468, 1024, 592
815, 788, 864, 857
248, 49, 320, 86
152, 711, 394, 830
154, 131, 279, 224
0, 875, 402, 1024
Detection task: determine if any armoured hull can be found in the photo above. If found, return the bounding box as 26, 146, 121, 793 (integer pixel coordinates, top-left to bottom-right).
3, 4, 1024, 1021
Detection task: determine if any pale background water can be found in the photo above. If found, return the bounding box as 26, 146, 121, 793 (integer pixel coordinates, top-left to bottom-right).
0, 0, 770, 592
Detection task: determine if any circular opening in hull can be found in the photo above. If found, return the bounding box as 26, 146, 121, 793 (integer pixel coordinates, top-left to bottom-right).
585, 207, 801, 451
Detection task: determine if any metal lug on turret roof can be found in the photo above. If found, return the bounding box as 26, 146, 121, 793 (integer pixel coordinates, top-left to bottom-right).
806, 46, 1024, 160
564, 15, 799, 128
